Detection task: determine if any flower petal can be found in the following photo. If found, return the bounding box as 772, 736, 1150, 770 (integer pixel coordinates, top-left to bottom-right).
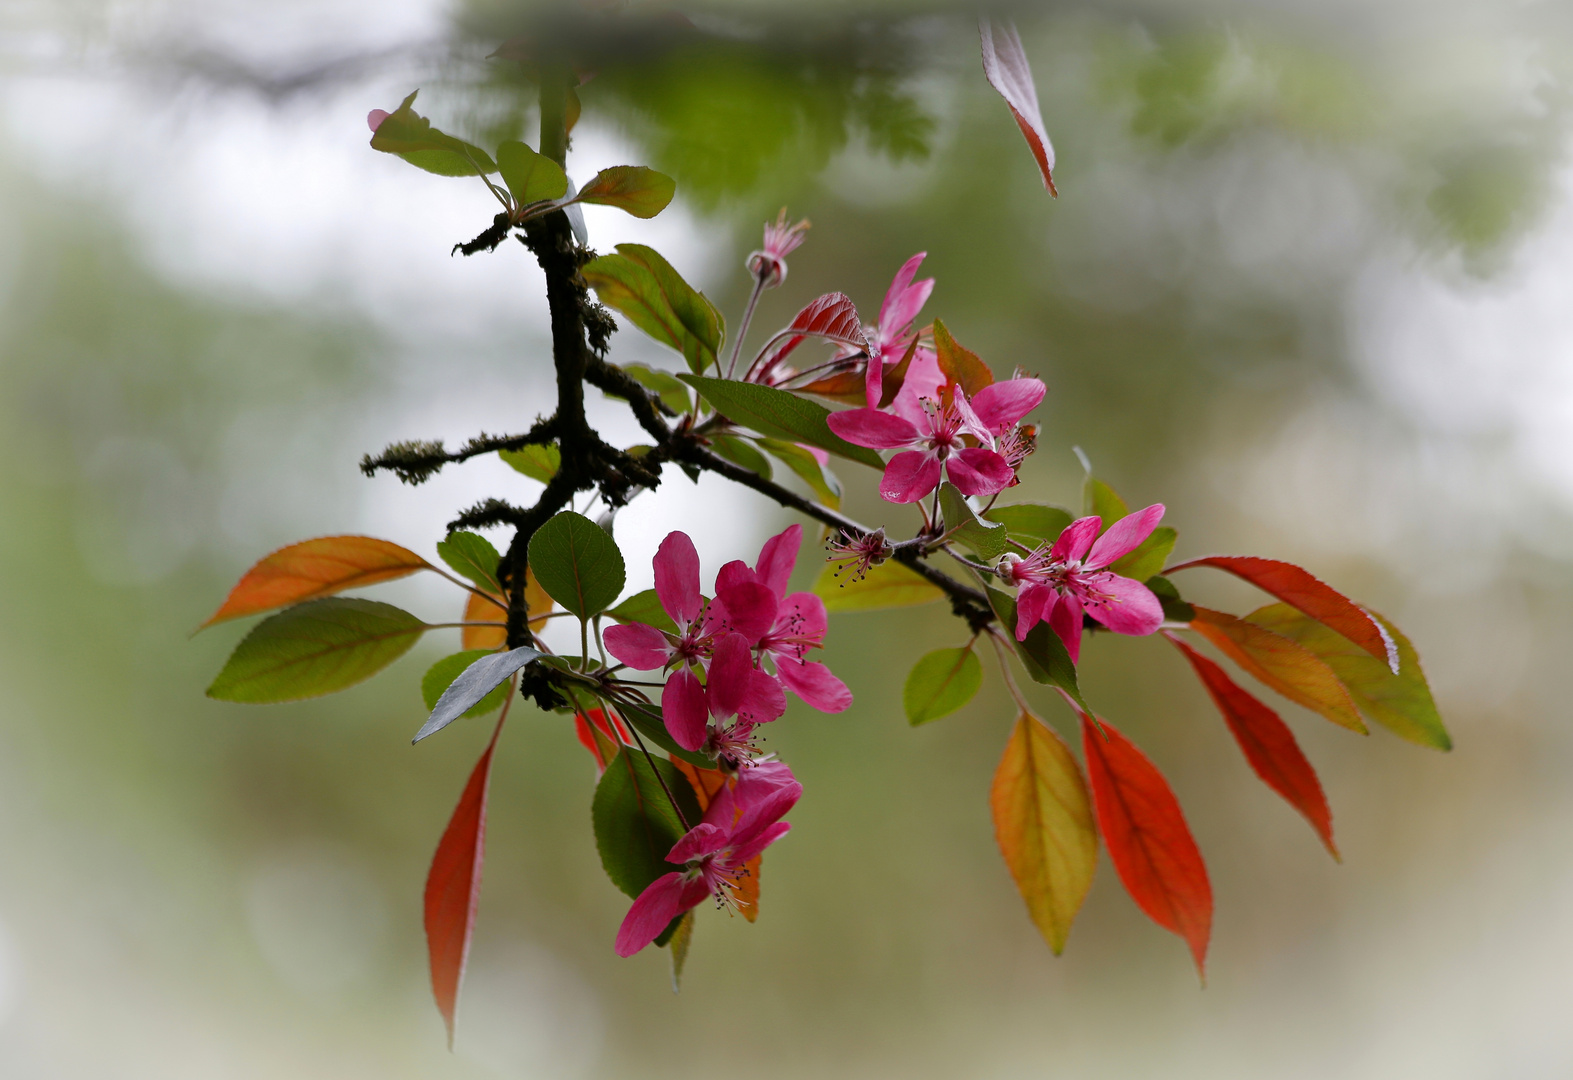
663, 667, 709, 751
878, 252, 934, 338
1082, 573, 1164, 637
754, 524, 802, 598
778, 592, 828, 643
826, 408, 920, 450
1087, 503, 1165, 569
705, 633, 755, 721
970, 377, 1046, 433
892, 348, 944, 423
1015, 583, 1055, 641
717, 580, 779, 643
668, 821, 729, 864
615, 872, 707, 957
879, 451, 943, 503
654, 531, 702, 626
729, 820, 792, 867
776, 658, 852, 712
1050, 592, 1084, 663
744, 668, 788, 723
946, 447, 1016, 496
1050, 516, 1102, 564
602, 622, 670, 670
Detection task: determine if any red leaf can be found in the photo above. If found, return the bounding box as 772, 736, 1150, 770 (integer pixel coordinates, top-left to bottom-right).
979, 17, 1057, 196
1166, 632, 1338, 859
1080, 715, 1212, 977
201, 536, 430, 629
1165, 555, 1398, 673
425, 720, 503, 1047
574, 707, 631, 773
786, 292, 867, 350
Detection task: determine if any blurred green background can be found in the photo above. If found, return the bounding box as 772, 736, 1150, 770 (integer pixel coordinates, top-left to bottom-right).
3, 1, 1573, 1076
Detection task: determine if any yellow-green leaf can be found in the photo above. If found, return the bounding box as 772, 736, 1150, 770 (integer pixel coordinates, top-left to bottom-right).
991, 710, 1098, 954
569, 166, 676, 219
904, 646, 983, 725
1189, 606, 1367, 733
813, 558, 942, 613
582, 245, 724, 374
496, 140, 568, 207
369, 91, 498, 177
1245, 604, 1451, 750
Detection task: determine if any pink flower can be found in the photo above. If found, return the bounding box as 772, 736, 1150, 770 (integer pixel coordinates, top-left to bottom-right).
697, 633, 787, 762
827, 378, 1044, 504
713, 525, 852, 713
614, 761, 802, 957
746, 209, 810, 289
861, 253, 936, 407
603, 531, 723, 750
1002, 505, 1167, 661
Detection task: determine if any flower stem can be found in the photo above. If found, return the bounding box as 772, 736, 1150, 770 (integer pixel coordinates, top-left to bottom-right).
985, 629, 1033, 714
725, 273, 769, 379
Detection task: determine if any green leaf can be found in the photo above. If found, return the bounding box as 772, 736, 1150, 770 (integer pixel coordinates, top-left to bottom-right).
904, 646, 983, 725
568, 166, 676, 219
615, 700, 712, 768
709, 434, 772, 480
669, 910, 695, 989
369, 91, 499, 177
496, 140, 568, 207
1146, 575, 1195, 622
581, 245, 724, 374
500, 443, 561, 483
527, 512, 626, 620
985, 586, 1092, 715
938, 483, 1009, 560
1110, 526, 1176, 583
421, 650, 511, 718
1083, 476, 1129, 523
1245, 604, 1451, 750
206, 597, 425, 703
983, 504, 1073, 547
619, 363, 691, 414
680, 376, 885, 470
813, 558, 943, 613
607, 589, 679, 635
436, 531, 502, 593
757, 438, 842, 510
592, 748, 703, 899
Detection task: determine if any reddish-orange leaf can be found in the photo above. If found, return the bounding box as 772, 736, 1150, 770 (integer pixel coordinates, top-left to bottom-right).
425, 718, 503, 1047
1165, 555, 1397, 672
459, 570, 552, 651
979, 16, 1057, 196
1188, 606, 1367, 734
1166, 633, 1338, 859
991, 710, 1098, 954
673, 760, 763, 922
201, 536, 430, 628
1080, 714, 1212, 977
795, 370, 866, 405
783, 292, 868, 351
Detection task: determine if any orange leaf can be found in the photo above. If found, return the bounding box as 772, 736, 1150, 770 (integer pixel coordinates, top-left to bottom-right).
459, 569, 552, 651
201, 536, 430, 628
424, 718, 502, 1047
1081, 714, 1212, 978
673, 760, 763, 923
991, 710, 1097, 954
932, 318, 994, 398
1188, 606, 1367, 734
1166, 633, 1338, 858
1165, 555, 1397, 672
